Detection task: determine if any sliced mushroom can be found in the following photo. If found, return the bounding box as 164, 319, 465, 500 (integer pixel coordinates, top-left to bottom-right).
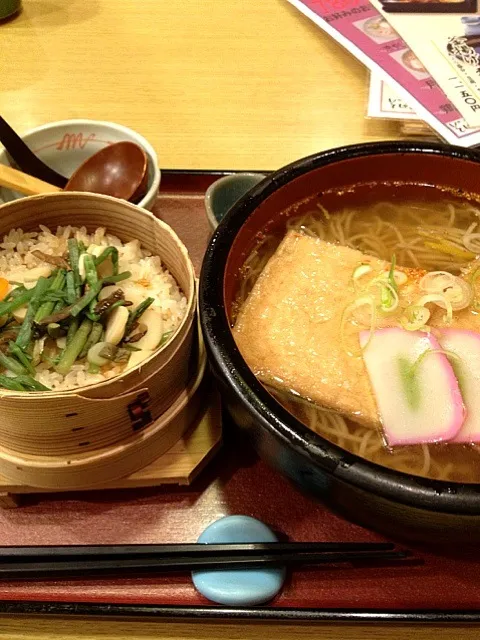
89, 246, 114, 279
87, 341, 111, 366
56, 336, 67, 350
133, 308, 164, 350
10, 265, 53, 284
78, 253, 88, 282
124, 323, 147, 343
98, 285, 122, 301
126, 349, 153, 370
105, 305, 129, 345
94, 289, 124, 316
31, 250, 70, 270
13, 305, 27, 323
87, 244, 102, 256
100, 284, 144, 310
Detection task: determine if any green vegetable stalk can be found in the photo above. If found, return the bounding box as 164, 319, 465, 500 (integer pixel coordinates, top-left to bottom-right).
55, 318, 93, 376
70, 284, 101, 317
15, 277, 51, 350
0, 288, 35, 316
8, 341, 35, 375
0, 375, 27, 392
94, 246, 119, 275
125, 297, 154, 336
79, 322, 103, 359
67, 238, 81, 295
34, 270, 66, 324
0, 350, 27, 376
66, 271, 76, 305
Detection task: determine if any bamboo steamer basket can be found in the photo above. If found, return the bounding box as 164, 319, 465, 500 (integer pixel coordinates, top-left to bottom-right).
0, 192, 197, 460
0, 331, 208, 489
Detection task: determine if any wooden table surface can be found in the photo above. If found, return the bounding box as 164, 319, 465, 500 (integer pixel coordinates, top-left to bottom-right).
1, 0, 402, 171
0, 0, 472, 638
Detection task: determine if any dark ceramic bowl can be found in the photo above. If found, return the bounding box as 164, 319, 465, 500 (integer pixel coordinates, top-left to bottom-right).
200, 141, 480, 544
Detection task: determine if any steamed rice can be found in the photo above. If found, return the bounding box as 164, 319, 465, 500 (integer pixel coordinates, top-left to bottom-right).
0, 225, 187, 391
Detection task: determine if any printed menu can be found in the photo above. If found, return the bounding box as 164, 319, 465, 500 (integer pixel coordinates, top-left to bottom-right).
287, 0, 480, 145
367, 73, 417, 118
367, 75, 437, 137
371, 0, 480, 127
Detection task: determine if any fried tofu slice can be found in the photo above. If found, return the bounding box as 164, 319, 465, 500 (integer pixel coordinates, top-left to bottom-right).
232, 231, 480, 430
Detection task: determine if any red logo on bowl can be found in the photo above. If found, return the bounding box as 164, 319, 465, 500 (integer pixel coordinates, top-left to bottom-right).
56, 132, 96, 151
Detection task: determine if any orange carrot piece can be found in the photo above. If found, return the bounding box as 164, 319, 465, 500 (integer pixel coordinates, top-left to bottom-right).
0, 279, 9, 301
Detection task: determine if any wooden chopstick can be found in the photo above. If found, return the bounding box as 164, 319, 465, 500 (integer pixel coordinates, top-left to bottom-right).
0, 549, 410, 579
0, 541, 395, 560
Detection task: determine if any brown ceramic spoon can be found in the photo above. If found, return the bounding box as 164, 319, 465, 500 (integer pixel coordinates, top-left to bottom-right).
65, 141, 148, 202
0, 141, 149, 203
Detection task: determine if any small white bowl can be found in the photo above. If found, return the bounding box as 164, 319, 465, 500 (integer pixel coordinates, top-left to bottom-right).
0, 119, 160, 210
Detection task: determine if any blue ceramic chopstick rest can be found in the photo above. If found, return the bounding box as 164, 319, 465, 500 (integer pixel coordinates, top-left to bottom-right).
192, 515, 286, 606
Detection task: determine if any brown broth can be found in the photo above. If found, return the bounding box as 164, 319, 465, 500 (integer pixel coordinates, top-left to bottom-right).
233, 196, 480, 483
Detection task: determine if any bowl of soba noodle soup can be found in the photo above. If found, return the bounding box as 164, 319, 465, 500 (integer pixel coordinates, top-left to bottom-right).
200, 141, 480, 543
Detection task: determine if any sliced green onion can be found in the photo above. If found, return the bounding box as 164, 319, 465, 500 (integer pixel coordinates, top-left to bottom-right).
419, 271, 456, 293
400, 305, 431, 331
391, 270, 408, 286
410, 348, 461, 375
99, 343, 129, 363
340, 296, 376, 357
367, 280, 399, 313
87, 341, 110, 366
352, 263, 372, 284
417, 293, 454, 324
387, 254, 398, 295
47, 323, 65, 340
443, 278, 472, 310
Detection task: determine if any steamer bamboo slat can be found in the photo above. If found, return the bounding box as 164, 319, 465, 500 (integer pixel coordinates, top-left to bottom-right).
0, 193, 199, 485
0, 334, 208, 490
0, 386, 222, 505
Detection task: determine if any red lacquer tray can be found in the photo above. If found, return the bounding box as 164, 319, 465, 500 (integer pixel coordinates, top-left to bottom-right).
0, 171, 479, 623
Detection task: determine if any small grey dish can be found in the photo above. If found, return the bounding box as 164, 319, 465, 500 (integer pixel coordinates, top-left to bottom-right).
205, 173, 266, 231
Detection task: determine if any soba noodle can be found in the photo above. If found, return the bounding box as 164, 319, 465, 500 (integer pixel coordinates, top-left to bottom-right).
236, 198, 480, 483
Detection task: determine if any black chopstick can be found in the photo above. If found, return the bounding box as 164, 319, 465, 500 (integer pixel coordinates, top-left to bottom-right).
0, 549, 409, 579
0, 116, 68, 188
0, 541, 395, 560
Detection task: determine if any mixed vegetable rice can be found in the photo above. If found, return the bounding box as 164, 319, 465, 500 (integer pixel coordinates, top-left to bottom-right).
0, 225, 187, 392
